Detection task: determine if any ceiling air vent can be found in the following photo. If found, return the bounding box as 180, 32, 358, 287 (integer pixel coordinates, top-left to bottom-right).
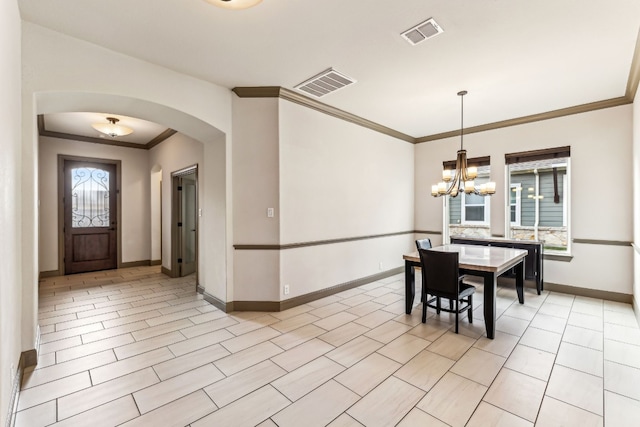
401, 18, 443, 46
294, 68, 356, 98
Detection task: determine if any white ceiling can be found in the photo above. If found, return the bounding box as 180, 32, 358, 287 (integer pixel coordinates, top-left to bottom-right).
18, 0, 640, 138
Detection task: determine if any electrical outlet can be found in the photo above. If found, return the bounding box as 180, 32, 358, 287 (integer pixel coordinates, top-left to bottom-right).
284, 285, 290, 295
267, 208, 274, 218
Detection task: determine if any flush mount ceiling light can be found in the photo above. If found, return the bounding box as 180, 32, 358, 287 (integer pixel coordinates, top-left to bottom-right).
91, 117, 133, 138
431, 91, 496, 197
204, 0, 263, 10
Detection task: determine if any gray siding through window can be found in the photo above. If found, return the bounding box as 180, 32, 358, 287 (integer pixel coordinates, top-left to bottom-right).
511, 170, 564, 227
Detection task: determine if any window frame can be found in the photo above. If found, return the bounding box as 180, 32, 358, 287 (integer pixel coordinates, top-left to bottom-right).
461, 191, 490, 225
509, 182, 521, 226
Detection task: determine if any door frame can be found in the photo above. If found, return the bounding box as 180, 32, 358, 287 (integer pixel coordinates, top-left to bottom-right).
170, 164, 199, 281
57, 155, 122, 275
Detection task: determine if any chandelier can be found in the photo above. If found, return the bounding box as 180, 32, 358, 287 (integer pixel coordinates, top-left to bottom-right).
431, 91, 496, 197
91, 117, 133, 138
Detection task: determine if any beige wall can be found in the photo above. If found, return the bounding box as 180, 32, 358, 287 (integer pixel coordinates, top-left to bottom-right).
149, 133, 204, 273
0, 1, 22, 423
416, 105, 634, 294
633, 86, 640, 321
38, 137, 151, 272
232, 96, 415, 301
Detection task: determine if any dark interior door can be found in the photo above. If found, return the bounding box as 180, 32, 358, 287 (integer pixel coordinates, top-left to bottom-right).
64, 160, 117, 274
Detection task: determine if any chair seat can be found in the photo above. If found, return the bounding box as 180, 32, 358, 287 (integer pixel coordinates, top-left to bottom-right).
459, 282, 475, 299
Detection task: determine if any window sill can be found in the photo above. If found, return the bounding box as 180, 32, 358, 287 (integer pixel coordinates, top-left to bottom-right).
544, 252, 573, 262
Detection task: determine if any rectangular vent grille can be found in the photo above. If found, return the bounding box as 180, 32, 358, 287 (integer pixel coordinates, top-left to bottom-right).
294, 68, 356, 98
401, 18, 443, 46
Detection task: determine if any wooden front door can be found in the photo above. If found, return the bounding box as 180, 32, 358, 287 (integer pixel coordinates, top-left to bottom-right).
64, 160, 117, 274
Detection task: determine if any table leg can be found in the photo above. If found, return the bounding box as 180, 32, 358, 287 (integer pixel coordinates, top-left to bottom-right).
483, 272, 497, 339
405, 260, 415, 314
516, 259, 525, 304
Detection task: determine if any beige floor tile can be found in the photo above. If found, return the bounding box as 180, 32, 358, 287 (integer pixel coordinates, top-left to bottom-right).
82, 320, 149, 343
55, 311, 119, 331
336, 288, 366, 299
325, 336, 383, 368
604, 322, 640, 346
563, 325, 603, 350
270, 324, 325, 350
604, 361, 640, 400
326, 413, 364, 426
121, 390, 217, 427
546, 292, 575, 306
154, 344, 229, 380
466, 402, 532, 427
194, 385, 290, 427
14, 400, 56, 427
450, 347, 506, 386
376, 333, 430, 364
114, 331, 185, 359
473, 331, 519, 357
314, 312, 359, 331
133, 364, 224, 414
180, 316, 238, 339
144, 308, 201, 326
347, 376, 423, 426
503, 303, 538, 321
306, 295, 343, 308
224, 314, 280, 335
572, 301, 604, 318
394, 349, 455, 391
271, 338, 334, 371
131, 318, 194, 341
256, 418, 278, 427
90, 347, 173, 384
273, 356, 345, 401
340, 293, 374, 307
603, 300, 633, 313
214, 341, 284, 376
417, 372, 486, 427
495, 315, 530, 336
274, 380, 358, 427
22, 349, 115, 389
372, 292, 403, 306
604, 391, 640, 427
364, 286, 393, 297
157, 299, 209, 315
57, 334, 135, 362
484, 368, 546, 422
504, 344, 555, 381
35, 352, 56, 369
364, 320, 413, 344
205, 360, 286, 407
396, 408, 448, 427
427, 331, 476, 360
393, 312, 425, 327
603, 310, 639, 328
520, 327, 562, 353
317, 322, 369, 347
168, 328, 234, 356
220, 327, 281, 353
334, 352, 400, 396
536, 396, 603, 427
57, 368, 159, 419
308, 302, 350, 318
18, 371, 91, 411
408, 318, 452, 342
380, 300, 407, 315
604, 338, 640, 369
39, 336, 83, 355
556, 341, 603, 376
269, 304, 314, 320
353, 309, 396, 329
568, 312, 604, 332
538, 302, 571, 319
345, 301, 384, 317
530, 313, 567, 334
54, 395, 140, 427
546, 365, 603, 415
270, 313, 320, 333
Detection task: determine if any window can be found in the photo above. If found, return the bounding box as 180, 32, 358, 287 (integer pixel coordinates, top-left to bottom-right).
506, 147, 570, 253
446, 165, 492, 239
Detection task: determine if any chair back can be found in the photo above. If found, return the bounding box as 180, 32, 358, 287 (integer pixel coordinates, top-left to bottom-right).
418, 248, 460, 299
415, 238, 432, 250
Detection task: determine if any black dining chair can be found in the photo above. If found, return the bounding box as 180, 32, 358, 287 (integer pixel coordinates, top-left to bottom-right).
418, 248, 475, 333
415, 238, 432, 250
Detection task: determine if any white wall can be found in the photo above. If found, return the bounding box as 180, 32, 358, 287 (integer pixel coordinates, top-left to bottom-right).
38, 137, 151, 272
416, 105, 634, 294
0, 1, 22, 423
633, 86, 640, 320
232, 96, 415, 301
21, 23, 233, 352
149, 133, 204, 273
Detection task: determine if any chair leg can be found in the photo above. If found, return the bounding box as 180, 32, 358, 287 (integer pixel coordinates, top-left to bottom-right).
436, 297, 441, 314
455, 299, 459, 334
468, 295, 473, 323
449, 299, 453, 311
422, 298, 427, 323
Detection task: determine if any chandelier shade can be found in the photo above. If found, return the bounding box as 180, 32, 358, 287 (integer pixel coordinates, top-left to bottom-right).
203, 0, 263, 10
431, 91, 496, 197
91, 117, 133, 138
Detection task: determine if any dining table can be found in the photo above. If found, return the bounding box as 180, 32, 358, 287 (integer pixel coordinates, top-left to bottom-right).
403, 244, 528, 339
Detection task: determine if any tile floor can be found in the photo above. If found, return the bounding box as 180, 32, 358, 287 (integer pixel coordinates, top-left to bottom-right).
15, 266, 640, 426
